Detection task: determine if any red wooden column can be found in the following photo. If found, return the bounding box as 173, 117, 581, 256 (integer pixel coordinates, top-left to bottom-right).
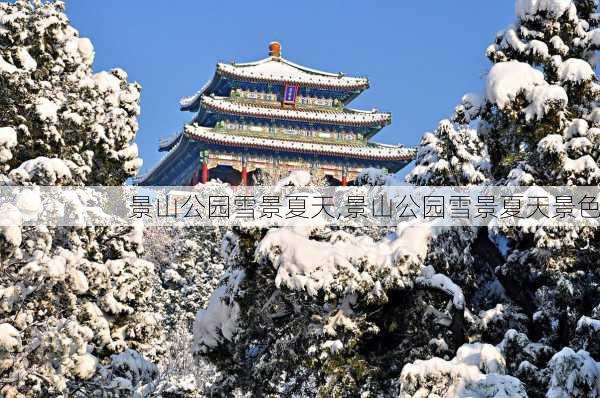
201, 150, 209, 184
341, 166, 348, 186
240, 155, 248, 186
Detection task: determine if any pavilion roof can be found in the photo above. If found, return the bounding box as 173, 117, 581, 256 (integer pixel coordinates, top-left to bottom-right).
216, 56, 369, 91
185, 125, 414, 161
199, 95, 391, 128
180, 43, 370, 112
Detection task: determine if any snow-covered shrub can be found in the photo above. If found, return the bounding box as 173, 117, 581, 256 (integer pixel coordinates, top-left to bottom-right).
398, 343, 527, 397
355, 167, 390, 186
142, 225, 226, 396
545, 347, 600, 397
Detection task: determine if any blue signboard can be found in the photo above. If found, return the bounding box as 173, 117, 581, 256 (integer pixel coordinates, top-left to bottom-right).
283, 84, 298, 104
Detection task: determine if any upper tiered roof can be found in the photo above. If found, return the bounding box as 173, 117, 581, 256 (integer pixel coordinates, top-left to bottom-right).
180, 42, 370, 112
216, 57, 369, 90
198, 95, 391, 127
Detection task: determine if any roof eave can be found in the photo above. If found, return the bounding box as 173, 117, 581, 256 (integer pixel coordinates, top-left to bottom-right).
199, 96, 390, 128
185, 127, 414, 162
217, 64, 369, 92
179, 70, 221, 112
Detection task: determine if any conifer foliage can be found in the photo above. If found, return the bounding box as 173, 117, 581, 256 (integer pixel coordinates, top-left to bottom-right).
0, 2, 159, 396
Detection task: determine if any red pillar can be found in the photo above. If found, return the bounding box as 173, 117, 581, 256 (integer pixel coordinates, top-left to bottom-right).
341, 167, 348, 186
201, 161, 208, 184
240, 155, 248, 186
241, 166, 248, 186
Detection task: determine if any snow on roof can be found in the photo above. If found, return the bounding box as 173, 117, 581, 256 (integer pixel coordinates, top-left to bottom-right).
200, 95, 391, 127
179, 75, 215, 109
158, 133, 181, 151
217, 56, 369, 90
185, 125, 414, 161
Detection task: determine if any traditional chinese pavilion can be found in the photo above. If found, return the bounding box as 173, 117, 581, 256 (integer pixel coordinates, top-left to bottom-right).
139, 42, 414, 186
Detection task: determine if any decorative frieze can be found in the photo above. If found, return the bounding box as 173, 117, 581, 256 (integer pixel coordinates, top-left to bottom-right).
231, 88, 278, 102
217, 120, 363, 144
231, 88, 339, 109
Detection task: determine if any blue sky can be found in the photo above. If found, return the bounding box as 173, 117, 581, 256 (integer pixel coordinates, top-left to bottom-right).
63, 1, 514, 174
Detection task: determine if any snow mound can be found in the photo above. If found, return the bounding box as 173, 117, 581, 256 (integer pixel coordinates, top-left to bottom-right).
15, 188, 42, 221
94, 71, 121, 93
0, 323, 21, 352
0, 127, 17, 148
400, 343, 526, 397
486, 61, 546, 109
516, 0, 573, 19
255, 222, 431, 296
35, 98, 59, 122
524, 85, 568, 121
564, 155, 599, 174
74, 353, 98, 379
0, 53, 18, 74
77, 38, 95, 65
0, 127, 17, 163
275, 170, 312, 188
15, 47, 36, 71
193, 270, 245, 351
356, 167, 389, 186
0, 203, 23, 246
10, 156, 73, 184
537, 134, 565, 154
577, 316, 600, 332
418, 266, 466, 310
106, 349, 159, 393
566, 119, 589, 138
557, 58, 595, 83
546, 348, 600, 398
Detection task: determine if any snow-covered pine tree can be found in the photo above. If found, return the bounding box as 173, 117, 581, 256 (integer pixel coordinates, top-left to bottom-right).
0, 1, 164, 396
484, 0, 600, 185
407, 93, 490, 186
483, 0, 600, 373
398, 1, 600, 397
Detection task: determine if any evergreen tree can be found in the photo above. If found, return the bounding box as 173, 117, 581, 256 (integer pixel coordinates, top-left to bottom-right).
407, 94, 490, 186
0, 2, 161, 396
483, 0, 600, 364
401, 1, 600, 397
